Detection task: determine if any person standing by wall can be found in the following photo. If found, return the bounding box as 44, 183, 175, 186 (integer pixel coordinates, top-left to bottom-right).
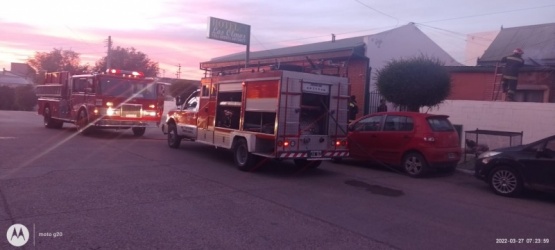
377, 99, 387, 112
348, 95, 359, 122
501, 48, 525, 101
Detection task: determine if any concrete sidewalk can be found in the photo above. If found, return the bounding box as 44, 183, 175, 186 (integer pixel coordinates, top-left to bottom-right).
457, 155, 476, 174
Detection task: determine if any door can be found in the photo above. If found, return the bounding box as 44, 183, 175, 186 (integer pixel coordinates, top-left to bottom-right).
69, 77, 90, 117
175, 92, 199, 139
379, 115, 414, 164
348, 115, 383, 160
196, 80, 216, 143
520, 138, 555, 191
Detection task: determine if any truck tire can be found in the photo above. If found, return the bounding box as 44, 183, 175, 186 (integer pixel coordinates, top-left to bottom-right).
167, 122, 181, 148
233, 138, 258, 171
76, 109, 91, 135
294, 159, 322, 169
43, 106, 63, 129
132, 127, 146, 136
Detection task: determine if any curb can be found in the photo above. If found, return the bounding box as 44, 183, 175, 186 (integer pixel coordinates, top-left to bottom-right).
456, 168, 474, 175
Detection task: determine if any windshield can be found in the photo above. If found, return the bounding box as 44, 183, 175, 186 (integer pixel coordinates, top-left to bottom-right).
99, 77, 157, 99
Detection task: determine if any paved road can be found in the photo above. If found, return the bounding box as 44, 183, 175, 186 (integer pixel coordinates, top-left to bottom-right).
0, 111, 554, 249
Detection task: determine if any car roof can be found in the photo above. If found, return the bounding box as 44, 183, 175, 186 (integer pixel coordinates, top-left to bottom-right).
364, 112, 449, 118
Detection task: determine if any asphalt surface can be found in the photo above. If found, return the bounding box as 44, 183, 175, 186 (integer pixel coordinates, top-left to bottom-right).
0, 111, 554, 250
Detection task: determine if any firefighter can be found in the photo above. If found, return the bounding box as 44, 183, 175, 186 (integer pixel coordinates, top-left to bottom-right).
501, 48, 524, 101
348, 95, 358, 121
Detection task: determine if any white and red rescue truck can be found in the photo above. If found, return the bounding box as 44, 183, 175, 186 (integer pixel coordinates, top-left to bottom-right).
36, 69, 165, 136
162, 70, 350, 171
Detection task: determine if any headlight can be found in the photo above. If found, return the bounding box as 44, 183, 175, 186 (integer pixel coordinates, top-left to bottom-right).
142, 110, 156, 116
106, 107, 115, 116
477, 151, 501, 159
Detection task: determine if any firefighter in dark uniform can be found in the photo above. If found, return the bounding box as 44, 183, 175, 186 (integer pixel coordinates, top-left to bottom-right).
501, 48, 524, 101
348, 95, 358, 122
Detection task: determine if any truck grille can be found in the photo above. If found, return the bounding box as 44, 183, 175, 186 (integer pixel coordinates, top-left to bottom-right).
121, 104, 142, 118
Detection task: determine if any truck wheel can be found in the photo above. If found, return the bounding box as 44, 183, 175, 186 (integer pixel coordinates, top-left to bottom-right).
233, 138, 258, 171
294, 159, 322, 169
402, 152, 428, 178
44, 106, 63, 129
132, 127, 146, 136
167, 123, 181, 148
76, 109, 91, 135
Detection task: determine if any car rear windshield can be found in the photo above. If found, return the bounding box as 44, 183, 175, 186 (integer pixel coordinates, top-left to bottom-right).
427, 117, 455, 132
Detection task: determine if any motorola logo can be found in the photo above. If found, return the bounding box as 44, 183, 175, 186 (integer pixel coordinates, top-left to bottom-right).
6, 224, 29, 247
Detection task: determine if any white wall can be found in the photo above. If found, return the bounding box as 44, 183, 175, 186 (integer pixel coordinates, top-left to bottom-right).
425, 100, 555, 144
364, 24, 462, 92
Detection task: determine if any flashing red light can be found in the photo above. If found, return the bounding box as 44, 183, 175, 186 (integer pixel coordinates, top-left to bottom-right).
106, 68, 145, 78
283, 141, 290, 147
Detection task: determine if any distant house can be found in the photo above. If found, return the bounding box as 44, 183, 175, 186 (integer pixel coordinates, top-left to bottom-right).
0, 63, 35, 87
448, 23, 555, 103
201, 23, 461, 116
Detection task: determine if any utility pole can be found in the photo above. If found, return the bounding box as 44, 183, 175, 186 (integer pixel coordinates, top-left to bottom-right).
105, 36, 112, 69
176, 64, 181, 79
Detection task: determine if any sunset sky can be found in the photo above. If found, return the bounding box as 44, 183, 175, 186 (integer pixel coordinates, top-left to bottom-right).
1, 0, 554, 79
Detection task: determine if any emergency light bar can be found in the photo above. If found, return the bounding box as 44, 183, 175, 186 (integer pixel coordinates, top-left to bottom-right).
105, 69, 145, 78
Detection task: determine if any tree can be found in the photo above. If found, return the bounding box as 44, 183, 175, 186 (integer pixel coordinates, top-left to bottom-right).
14, 84, 37, 111
27, 48, 89, 75
376, 56, 451, 112
0, 86, 15, 110
94, 46, 159, 77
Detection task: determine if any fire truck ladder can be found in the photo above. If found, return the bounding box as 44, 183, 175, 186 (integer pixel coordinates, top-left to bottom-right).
492, 63, 503, 101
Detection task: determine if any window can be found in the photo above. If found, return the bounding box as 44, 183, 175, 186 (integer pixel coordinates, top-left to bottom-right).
514, 90, 544, 103
383, 115, 414, 131
184, 97, 199, 111
73, 78, 90, 93
545, 139, 555, 151
354, 115, 383, 132
202, 85, 210, 97
427, 117, 455, 132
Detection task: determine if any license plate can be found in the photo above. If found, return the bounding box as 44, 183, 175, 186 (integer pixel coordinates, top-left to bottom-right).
310, 151, 322, 157
125, 114, 138, 118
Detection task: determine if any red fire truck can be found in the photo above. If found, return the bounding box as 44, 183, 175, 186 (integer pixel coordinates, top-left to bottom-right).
162, 69, 350, 171
36, 69, 165, 136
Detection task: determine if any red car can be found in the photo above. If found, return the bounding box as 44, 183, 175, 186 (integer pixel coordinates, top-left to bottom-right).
347, 112, 462, 177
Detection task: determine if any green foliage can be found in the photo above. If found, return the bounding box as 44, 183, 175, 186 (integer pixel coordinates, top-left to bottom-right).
0, 85, 36, 111
0, 86, 15, 110
376, 56, 451, 112
169, 80, 198, 98
14, 84, 37, 111
27, 48, 89, 75
94, 46, 159, 77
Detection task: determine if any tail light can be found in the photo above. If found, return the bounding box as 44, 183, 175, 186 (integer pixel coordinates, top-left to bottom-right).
277, 140, 296, 147
334, 139, 348, 147
424, 135, 436, 142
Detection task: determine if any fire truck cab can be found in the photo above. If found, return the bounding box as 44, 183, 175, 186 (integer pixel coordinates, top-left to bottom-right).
162, 70, 350, 171
36, 69, 165, 136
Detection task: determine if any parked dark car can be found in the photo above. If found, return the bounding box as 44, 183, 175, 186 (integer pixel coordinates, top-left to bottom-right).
347, 112, 462, 177
475, 135, 555, 197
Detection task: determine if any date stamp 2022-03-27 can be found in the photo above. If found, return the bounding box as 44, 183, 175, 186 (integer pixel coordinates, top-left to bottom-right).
496, 238, 550, 244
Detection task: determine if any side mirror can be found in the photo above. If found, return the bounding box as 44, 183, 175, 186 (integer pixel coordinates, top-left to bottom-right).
175, 96, 184, 107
